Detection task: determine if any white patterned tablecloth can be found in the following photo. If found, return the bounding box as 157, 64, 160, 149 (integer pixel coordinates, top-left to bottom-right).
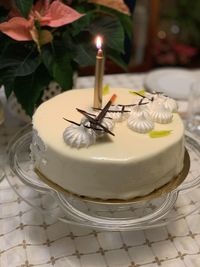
1, 73, 200, 267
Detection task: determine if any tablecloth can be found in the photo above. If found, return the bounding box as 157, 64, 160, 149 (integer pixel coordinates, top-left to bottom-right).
1, 73, 200, 267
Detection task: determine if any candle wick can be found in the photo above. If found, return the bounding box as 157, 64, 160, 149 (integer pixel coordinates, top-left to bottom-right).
97, 49, 103, 57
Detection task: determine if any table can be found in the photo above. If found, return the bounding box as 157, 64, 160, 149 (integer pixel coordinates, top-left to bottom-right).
1, 73, 200, 267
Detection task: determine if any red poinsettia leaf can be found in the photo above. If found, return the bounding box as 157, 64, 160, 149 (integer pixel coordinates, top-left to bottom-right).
0, 17, 33, 41
41, 0, 84, 27
89, 0, 131, 15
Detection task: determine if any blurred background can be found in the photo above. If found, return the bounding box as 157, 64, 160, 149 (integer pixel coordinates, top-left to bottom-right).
81, 0, 200, 75
130, 0, 200, 72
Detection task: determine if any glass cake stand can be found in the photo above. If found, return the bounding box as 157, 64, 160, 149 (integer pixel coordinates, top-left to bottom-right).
4, 124, 200, 231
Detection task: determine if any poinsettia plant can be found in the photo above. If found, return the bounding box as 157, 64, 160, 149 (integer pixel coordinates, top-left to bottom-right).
0, 0, 134, 116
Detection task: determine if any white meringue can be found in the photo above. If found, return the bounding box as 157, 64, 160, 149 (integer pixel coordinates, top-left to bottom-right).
151, 94, 166, 105
101, 118, 115, 130
150, 102, 173, 124
151, 94, 178, 113
97, 118, 115, 137
81, 117, 115, 138
144, 91, 154, 99
130, 104, 150, 117
163, 97, 178, 113
63, 124, 96, 148
127, 112, 154, 133
107, 105, 130, 122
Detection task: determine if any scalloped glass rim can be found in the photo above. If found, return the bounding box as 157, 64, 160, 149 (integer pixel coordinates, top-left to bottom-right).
4, 124, 200, 230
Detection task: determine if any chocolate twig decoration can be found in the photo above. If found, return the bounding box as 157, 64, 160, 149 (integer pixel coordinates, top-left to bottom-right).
134, 92, 154, 102
64, 94, 117, 137
93, 107, 130, 113
93, 99, 149, 115
81, 109, 112, 119
76, 108, 115, 136
138, 98, 150, 106
76, 94, 117, 136
63, 117, 111, 133
96, 94, 117, 122
63, 118, 81, 127
118, 104, 136, 107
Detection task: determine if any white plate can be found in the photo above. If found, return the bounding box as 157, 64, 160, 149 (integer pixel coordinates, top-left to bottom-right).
144, 68, 197, 100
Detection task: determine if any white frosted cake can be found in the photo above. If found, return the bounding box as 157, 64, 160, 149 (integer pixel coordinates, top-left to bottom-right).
31, 88, 185, 200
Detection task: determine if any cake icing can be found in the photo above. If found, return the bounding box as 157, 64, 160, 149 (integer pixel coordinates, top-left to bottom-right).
32, 88, 185, 200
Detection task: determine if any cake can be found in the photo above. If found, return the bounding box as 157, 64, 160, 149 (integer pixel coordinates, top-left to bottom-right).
31, 88, 185, 200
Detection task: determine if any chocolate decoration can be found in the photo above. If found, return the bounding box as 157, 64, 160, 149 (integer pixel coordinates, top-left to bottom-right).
76, 108, 115, 136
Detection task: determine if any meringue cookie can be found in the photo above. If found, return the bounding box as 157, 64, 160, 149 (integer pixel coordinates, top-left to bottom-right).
150, 103, 173, 124
163, 97, 178, 113
130, 104, 150, 118
100, 117, 114, 133
127, 112, 154, 133
107, 105, 130, 122
81, 117, 115, 138
95, 118, 115, 138
63, 124, 96, 148
151, 94, 166, 105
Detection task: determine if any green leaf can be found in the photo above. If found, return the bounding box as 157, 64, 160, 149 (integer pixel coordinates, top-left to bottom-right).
103, 84, 110, 95
0, 57, 39, 76
13, 64, 51, 116
107, 49, 127, 71
62, 31, 75, 50
0, 58, 21, 69
117, 13, 133, 39
53, 55, 74, 90
73, 43, 96, 66
0, 44, 40, 99
98, 6, 133, 39
15, 0, 33, 18
15, 56, 40, 77
41, 47, 54, 75
149, 130, 172, 138
89, 16, 125, 53
0, 44, 40, 76
71, 11, 95, 36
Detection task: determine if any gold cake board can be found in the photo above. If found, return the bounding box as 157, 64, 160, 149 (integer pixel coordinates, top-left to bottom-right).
35, 149, 190, 204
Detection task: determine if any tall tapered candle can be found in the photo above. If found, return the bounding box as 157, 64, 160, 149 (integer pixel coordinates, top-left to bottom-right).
93, 36, 104, 109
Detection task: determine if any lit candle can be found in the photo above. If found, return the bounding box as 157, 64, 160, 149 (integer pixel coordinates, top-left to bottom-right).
93, 36, 104, 109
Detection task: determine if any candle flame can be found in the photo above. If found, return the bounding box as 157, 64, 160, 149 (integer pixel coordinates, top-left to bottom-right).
96, 36, 102, 49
